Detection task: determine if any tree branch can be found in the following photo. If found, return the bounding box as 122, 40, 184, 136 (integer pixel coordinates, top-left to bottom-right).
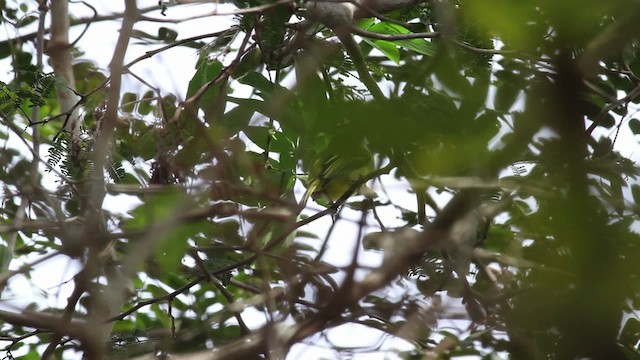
577, 6, 640, 77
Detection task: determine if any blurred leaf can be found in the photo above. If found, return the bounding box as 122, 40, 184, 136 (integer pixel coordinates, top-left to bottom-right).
369, 39, 400, 64
221, 104, 255, 134
187, 59, 224, 99
629, 118, 640, 135
363, 21, 436, 57
121, 92, 137, 113
138, 90, 155, 115
158, 27, 178, 42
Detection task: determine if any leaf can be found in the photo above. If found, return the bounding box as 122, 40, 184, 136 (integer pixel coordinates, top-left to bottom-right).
238, 71, 280, 98
154, 228, 190, 280
227, 97, 304, 135
629, 118, 640, 135
186, 59, 224, 100
121, 92, 137, 113
158, 27, 178, 42
0, 244, 12, 273
138, 129, 159, 160
138, 90, 155, 115
631, 184, 640, 205
358, 18, 375, 28
599, 114, 616, 128
459, 68, 490, 120
364, 38, 400, 64
295, 53, 327, 125
125, 191, 203, 275
621, 318, 640, 346
243, 126, 293, 153
221, 104, 255, 134
493, 70, 521, 112
243, 125, 272, 150
125, 189, 184, 230
16, 15, 38, 28
231, 48, 262, 79
361, 21, 436, 57
131, 29, 161, 42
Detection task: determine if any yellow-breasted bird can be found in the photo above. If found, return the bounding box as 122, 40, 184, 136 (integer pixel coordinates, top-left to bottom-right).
300, 151, 374, 206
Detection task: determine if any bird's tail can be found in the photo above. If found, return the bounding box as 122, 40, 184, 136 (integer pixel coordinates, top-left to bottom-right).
300, 181, 318, 207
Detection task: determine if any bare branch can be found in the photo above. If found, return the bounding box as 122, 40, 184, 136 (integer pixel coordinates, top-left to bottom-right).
48, 0, 82, 160
577, 6, 640, 77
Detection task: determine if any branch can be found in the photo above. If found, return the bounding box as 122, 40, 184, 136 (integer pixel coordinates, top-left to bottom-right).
0, 4, 163, 48
1, 0, 47, 278
47, 0, 82, 160
105, 279, 201, 323
577, 6, 640, 77
350, 26, 512, 55
81, 0, 138, 355
142, 0, 295, 22
41, 272, 87, 359
349, 24, 439, 40
0, 252, 61, 290
124, 28, 236, 69
0, 308, 90, 345
585, 82, 640, 135
191, 251, 251, 335
195, 96, 541, 357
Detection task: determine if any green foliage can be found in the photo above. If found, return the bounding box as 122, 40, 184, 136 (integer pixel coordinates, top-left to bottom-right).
359, 19, 436, 63
46, 132, 87, 179
3, 0, 640, 359
0, 70, 56, 120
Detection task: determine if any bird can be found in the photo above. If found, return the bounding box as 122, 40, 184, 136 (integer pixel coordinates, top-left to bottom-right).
300, 150, 374, 206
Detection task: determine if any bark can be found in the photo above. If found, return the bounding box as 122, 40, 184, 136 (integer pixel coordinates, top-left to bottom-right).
48, 0, 82, 160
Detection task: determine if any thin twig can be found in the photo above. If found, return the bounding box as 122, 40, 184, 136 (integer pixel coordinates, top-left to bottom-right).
0, 4, 165, 48
191, 250, 251, 335
349, 24, 439, 40
104, 279, 201, 323
142, 0, 295, 22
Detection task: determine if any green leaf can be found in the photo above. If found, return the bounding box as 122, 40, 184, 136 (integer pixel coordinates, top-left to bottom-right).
621, 318, 640, 346
221, 104, 255, 134
125, 189, 184, 230
361, 21, 436, 57
629, 118, 640, 135
186, 59, 224, 99
493, 71, 521, 112
231, 48, 262, 79
158, 27, 178, 42
631, 184, 640, 205
243, 125, 272, 150
238, 71, 276, 97
227, 97, 304, 135
156, 224, 190, 272
243, 126, 293, 153
396, 37, 436, 57
358, 18, 375, 28
126, 191, 203, 275
0, 244, 12, 273
364, 38, 400, 64
121, 92, 137, 113
131, 29, 161, 42
0, 41, 12, 59
16, 15, 38, 28
138, 90, 155, 115
295, 53, 327, 125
